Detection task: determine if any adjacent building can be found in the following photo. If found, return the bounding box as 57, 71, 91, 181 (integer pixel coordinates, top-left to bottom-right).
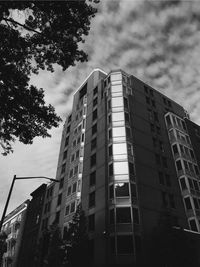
1, 200, 29, 267
16, 184, 47, 267
40, 69, 200, 266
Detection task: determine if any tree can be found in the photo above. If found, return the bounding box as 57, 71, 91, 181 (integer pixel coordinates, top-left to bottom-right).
37, 224, 67, 267
0, 1, 98, 155
64, 204, 89, 267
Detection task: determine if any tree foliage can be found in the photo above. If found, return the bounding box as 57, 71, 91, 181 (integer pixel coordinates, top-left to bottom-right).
0, 1, 97, 155
64, 204, 89, 267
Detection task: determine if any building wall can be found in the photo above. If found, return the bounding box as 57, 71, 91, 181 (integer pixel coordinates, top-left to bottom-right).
2, 201, 29, 267
50, 68, 200, 267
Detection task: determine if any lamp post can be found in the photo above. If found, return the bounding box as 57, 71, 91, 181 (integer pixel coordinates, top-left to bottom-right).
0, 175, 59, 232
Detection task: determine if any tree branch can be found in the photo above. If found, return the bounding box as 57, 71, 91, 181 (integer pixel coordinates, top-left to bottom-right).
3, 17, 42, 35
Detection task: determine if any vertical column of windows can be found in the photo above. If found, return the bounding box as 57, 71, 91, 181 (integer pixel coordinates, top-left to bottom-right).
165, 112, 200, 232
107, 72, 139, 256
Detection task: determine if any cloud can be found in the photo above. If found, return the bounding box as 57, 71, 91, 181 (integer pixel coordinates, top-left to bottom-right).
1, 0, 200, 216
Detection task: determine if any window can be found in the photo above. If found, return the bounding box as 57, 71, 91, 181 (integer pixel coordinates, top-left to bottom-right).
63, 150, 67, 160
89, 191, 95, 208
116, 207, 131, 223
124, 97, 128, 109
93, 86, 98, 95
57, 194, 62, 206
90, 171, 96, 186
59, 178, 64, 189
125, 112, 129, 123
108, 128, 112, 140
109, 184, 114, 199
176, 160, 183, 171
69, 169, 73, 178
109, 163, 113, 176
81, 133, 85, 142
115, 183, 129, 197
88, 214, 95, 231
108, 145, 112, 157
67, 125, 70, 133
172, 144, 178, 155
184, 197, 192, 210
55, 211, 60, 223
65, 205, 70, 216
151, 99, 156, 107
93, 97, 98, 107
144, 85, 148, 93
92, 124, 97, 135
131, 183, 137, 197
74, 165, 78, 175
67, 185, 71, 196
114, 161, 129, 175
117, 235, 133, 254
180, 177, 187, 190
92, 109, 97, 121
189, 219, 198, 232
166, 115, 172, 127
129, 162, 135, 175
75, 150, 79, 159
71, 154, 75, 163
126, 127, 131, 138
91, 138, 97, 151
70, 201, 75, 213
72, 182, 77, 193
61, 164, 66, 174
65, 136, 69, 146
90, 154, 96, 167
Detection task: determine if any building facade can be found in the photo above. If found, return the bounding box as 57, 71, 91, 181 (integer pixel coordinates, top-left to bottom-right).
2, 200, 29, 267
16, 184, 47, 267
47, 69, 200, 266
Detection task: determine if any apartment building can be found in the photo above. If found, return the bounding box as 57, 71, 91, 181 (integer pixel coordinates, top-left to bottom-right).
46, 69, 200, 266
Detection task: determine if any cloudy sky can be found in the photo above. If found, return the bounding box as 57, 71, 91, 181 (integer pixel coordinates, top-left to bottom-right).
1, 0, 200, 216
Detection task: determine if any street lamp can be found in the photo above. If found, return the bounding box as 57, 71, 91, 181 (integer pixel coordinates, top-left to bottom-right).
0, 175, 60, 232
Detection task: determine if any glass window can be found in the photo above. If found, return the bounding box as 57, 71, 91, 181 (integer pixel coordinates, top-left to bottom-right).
67, 186, 71, 196
109, 184, 114, 199
65, 205, 70, 216
184, 197, 192, 210
89, 192, 95, 208
115, 183, 129, 197
108, 145, 112, 157
91, 138, 97, 151
114, 161, 129, 175
129, 162, 135, 175
72, 182, 77, 193
92, 124, 97, 135
90, 171, 96, 186
131, 183, 137, 197
117, 235, 133, 254
70, 202, 75, 213
112, 112, 124, 122
113, 143, 127, 155
92, 109, 97, 121
116, 207, 131, 223
112, 97, 123, 108
111, 84, 122, 93
109, 163, 113, 176
176, 160, 183, 171
189, 219, 198, 232
113, 127, 126, 137
90, 154, 96, 167
172, 144, 178, 155
111, 73, 122, 82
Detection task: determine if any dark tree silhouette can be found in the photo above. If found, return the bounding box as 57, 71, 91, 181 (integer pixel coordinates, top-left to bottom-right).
64, 204, 89, 267
0, 1, 98, 155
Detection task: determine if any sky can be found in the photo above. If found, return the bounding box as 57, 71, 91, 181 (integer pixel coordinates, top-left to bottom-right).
1, 0, 200, 217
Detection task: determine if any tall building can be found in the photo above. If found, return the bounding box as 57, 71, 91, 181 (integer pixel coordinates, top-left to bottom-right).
1, 200, 29, 267
48, 69, 200, 266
